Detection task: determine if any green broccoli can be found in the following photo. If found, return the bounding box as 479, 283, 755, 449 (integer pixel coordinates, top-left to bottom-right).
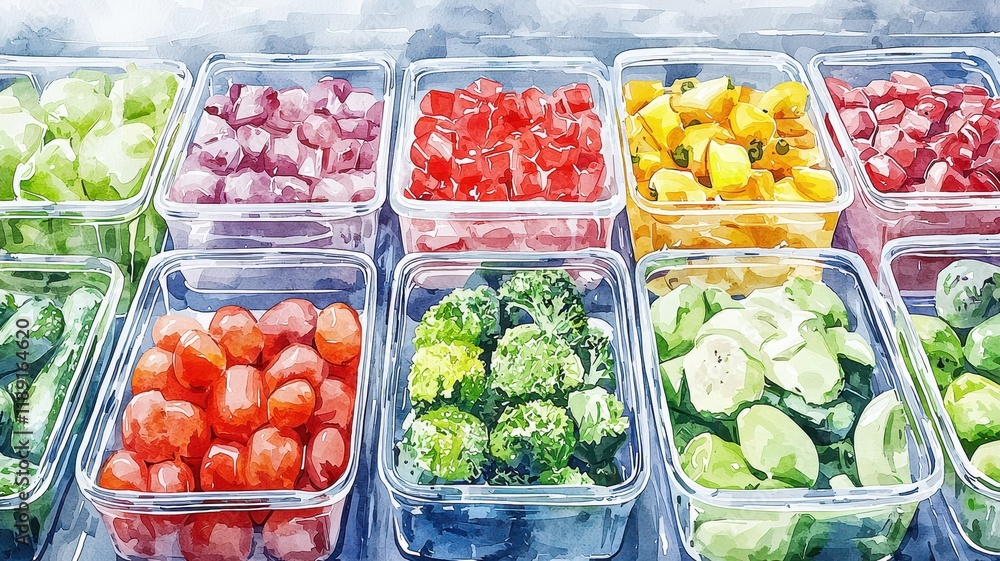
539, 466, 595, 485
413, 286, 500, 350
498, 269, 588, 344
567, 387, 629, 465
576, 319, 616, 391
490, 400, 577, 475
408, 342, 486, 411
490, 324, 584, 403
397, 406, 490, 483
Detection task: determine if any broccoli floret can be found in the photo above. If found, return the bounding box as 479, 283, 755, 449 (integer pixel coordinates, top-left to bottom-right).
414, 286, 500, 350
490, 400, 577, 475
568, 387, 629, 465
490, 324, 584, 403
576, 318, 616, 391
397, 406, 489, 483
408, 342, 486, 411
539, 466, 595, 485
498, 269, 588, 344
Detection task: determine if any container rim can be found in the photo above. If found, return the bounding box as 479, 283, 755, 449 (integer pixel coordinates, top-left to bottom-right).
807, 46, 1000, 213
0, 55, 192, 221
153, 51, 394, 222
611, 47, 854, 217
635, 247, 944, 511
879, 234, 1000, 503
377, 249, 650, 507
388, 56, 626, 221
0, 253, 124, 508
74, 248, 378, 513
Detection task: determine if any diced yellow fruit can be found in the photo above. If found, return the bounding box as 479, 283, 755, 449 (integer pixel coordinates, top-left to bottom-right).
722, 169, 773, 201
636, 180, 652, 201
626, 114, 661, 153
790, 167, 837, 202
785, 131, 817, 150
707, 140, 752, 193
773, 177, 809, 201
634, 150, 664, 181
736, 85, 757, 104
676, 123, 734, 178
775, 115, 814, 138
671, 76, 739, 124
624, 80, 666, 114
650, 168, 716, 202
637, 95, 683, 148
758, 81, 809, 119
728, 103, 776, 146
669, 77, 700, 96
753, 138, 825, 176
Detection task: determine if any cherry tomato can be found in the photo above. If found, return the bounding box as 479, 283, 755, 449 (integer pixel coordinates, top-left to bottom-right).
262, 507, 334, 561
263, 343, 325, 393
314, 303, 362, 366
200, 441, 246, 491
148, 460, 197, 493
123, 391, 212, 463
209, 306, 264, 366
98, 450, 148, 491
131, 347, 173, 396
105, 514, 157, 558
305, 426, 349, 489
312, 378, 355, 430
152, 315, 204, 352
244, 427, 302, 490
173, 329, 227, 389
326, 353, 360, 385
179, 512, 254, 561
267, 380, 316, 429
208, 365, 267, 442
258, 299, 317, 363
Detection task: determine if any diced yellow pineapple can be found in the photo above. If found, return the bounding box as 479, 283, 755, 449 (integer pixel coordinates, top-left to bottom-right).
736, 85, 757, 104
634, 150, 664, 181
626, 114, 661, 153
785, 131, 817, 150
624, 80, 666, 114
707, 140, 752, 193
728, 102, 776, 147
748, 169, 775, 200
669, 77, 700, 96
649, 168, 716, 202
637, 95, 683, 148
790, 167, 837, 202
772, 177, 809, 201
758, 81, 809, 119
775, 115, 814, 138
675, 123, 734, 178
671, 76, 738, 124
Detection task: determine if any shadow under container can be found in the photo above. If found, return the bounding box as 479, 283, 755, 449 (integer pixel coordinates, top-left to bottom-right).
635, 248, 942, 561
613, 48, 852, 260
879, 235, 1000, 554
389, 57, 625, 253
378, 250, 649, 560
75, 249, 377, 561
808, 48, 1000, 278
0, 56, 191, 300
0, 254, 123, 559
154, 53, 394, 255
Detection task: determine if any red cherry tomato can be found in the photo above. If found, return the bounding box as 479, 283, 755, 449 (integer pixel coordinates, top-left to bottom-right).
312, 378, 355, 430
105, 514, 157, 558
267, 380, 316, 429
179, 512, 254, 561
262, 507, 334, 561
262, 344, 325, 393
209, 306, 264, 365
152, 315, 204, 352
208, 365, 267, 442
314, 303, 362, 366
173, 329, 227, 389
305, 426, 348, 489
326, 353, 360, 385
122, 391, 212, 463
148, 460, 197, 493
131, 347, 173, 396
98, 450, 148, 491
258, 299, 317, 363
200, 441, 246, 491
244, 427, 302, 490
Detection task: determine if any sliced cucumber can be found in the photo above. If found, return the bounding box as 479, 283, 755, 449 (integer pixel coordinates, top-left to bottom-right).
854, 390, 912, 486
767, 330, 844, 405
651, 284, 706, 361
0, 297, 64, 376
911, 314, 963, 390
683, 333, 765, 416
659, 356, 685, 406
692, 512, 797, 561
679, 432, 762, 490
737, 404, 819, 488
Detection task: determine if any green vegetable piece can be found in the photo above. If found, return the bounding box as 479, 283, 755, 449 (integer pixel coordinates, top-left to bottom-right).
0, 387, 12, 448
0, 290, 14, 326
588, 460, 624, 486
110, 66, 179, 129
936, 259, 1000, 330
737, 404, 819, 488
0, 297, 64, 376
413, 286, 500, 350
702, 287, 740, 317
69, 69, 113, 97
659, 356, 685, 406
567, 387, 629, 465
817, 440, 859, 488
965, 314, 1000, 381
700, 306, 782, 351
15, 138, 86, 202
756, 477, 795, 490
780, 391, 857, 445
854, 390, 912, 487
0, 103, 46, 197
680, 432, 762, 490
911, 314, 964, 390
539, 466, 594, 485
971, 441, 1000, 484
782, 277, 849, 329
407, 341, 486, 412
78, 122, 156, 200
683, 333, 765, 416
768, 328, 844, 405
499, 269, 588, 345
397, 406, 489, 483
828, 474, 856, 489
824, 326, 876, 368
650, 284, 706, 360
39, 78, 112, 140
944, 373, 1000, 453
692, 513, 797, 561
0, 453, 37, 497
576, 318, 616, 391
490, 400, 577, 475
489, 324, 583, 403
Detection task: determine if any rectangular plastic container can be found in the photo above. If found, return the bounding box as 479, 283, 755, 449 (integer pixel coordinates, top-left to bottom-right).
0, 253, 123, 559
613, 48, 852, 260
378, 250, 649, 560
389, 57, 624, 253
75, 249, 377, 561
154, 52, 394, 255
808, 47, 1000, 277
879, 235, 1000, 554
0, 56, 191, 297
635, 248, 942, 561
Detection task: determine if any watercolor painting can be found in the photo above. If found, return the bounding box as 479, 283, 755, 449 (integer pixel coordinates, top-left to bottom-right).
5, 1, 1000, 560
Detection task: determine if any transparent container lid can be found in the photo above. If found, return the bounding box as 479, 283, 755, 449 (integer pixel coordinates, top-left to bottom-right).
389, 56, 625, 221
76, 249, 377, 514
154, 52, 394, 223
378, 250, 649, 506
0, 55, 191, 222
636, 248, 942, 511
808, 47, 1000, 213
613, 47, 854, 217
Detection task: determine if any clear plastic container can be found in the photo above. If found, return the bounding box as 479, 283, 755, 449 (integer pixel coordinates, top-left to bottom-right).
0, 56, 191, 296
377, 250, 649, 560
0, 253, 123, 558
808, 47, 1000, 277
879, 234, 1000, 554
635, 248, 942, 561
154, 53, 394, 255
75, 249, 377, 561
613, 48, 853, 260
389, 57, 624, 253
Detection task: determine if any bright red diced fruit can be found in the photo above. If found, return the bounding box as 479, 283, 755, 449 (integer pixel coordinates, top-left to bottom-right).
545, 165, 580, 200
152, 315, 204, 353
314, 303, 362, 366
865, 154, 908, 192
452, 90, 482, 116
970, 169, 1000, 192
840, 107, 877, 141
132, 348, 174, 396
510, 157, 543, 201
422, 130, 456, 181
481, 146, 513, 183
906, 148, 937, 180
554, 84, 594, 114
985, 99, 1000, 119
148, 460, 197, 493
262, 508, 334, 561
209, 306, 263, 366
864, 80, 895, 107
873, 126, 902, 154
976, 142, 1000, 175
466, 78, 503, 101
263, 343, 325, 396
494, 91, 529, 131
962, 84, 990, 97
915, 95, 948, 124
99, 450, 149, 491
853, 139, 878, 161
173, 330, 226, 390
945, 111, 968, 135
962, 95, 988, 116
123, 391, 212, 464
932, 85, 965, 111
874, 99, 906, 124
305, 427, 349, 489
579, 113, 603, 153
969, 114, 1000, 147
313, 378, 355, 430
419, 90, 456, 118
537, 143, 580, 171
825, 78, 852, 109
407, 168, 439, 200
414, 116, 449, 139
842, 88, 870, 108
521, 87, 549, 123
179, 512, 254, 561
899, 110, 932, 140
890, 70, 932, 91
935, 130, 977, 168
455, 106, 492, 151
267, 380, 316, 429
200, 441, 246, 491
886, 131, 921, 168
924, 160, 970, 192
258, 299, 317, 364
208, 365, 267, 443
578, 161, 606, 202
244, 427, 303, 490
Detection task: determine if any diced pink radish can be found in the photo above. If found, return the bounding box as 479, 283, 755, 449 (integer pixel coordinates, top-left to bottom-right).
865, 154, 908, 192
840, 107, 877, 140
875, 99, 906, 124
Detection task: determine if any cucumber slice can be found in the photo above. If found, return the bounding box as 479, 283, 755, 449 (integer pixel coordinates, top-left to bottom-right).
911, 314, 963, 390
737, 404, 819, 488
692, 512, 797, 561
824, 326, 876, 368
817, 440, 859, 488
0, 297, 64, 376
679, 432, 762, 490
782, 277, 849, 329
828, 474, 856, 489
854, 390, 912, 486
683, 333, 765, 416
702, 287, 740, 317
780, 391, 857, 445
767, 330, 844, 406
650, 284, 706, 361
659, 357, 685, 406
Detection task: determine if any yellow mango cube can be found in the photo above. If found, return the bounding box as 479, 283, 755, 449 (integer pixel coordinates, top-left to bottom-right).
626, 114, 661, 153
671, 76, 738, 124
758, 81, 809, 119
728, 102, 777, 146
649, 168, 715, 202
675, 123, 734, 178
790, 167, 837, 202
634, 150, 664, 181
772, 177, 809, 201
707, 140, 752, 193
637, 95, 682, 148
624, 80, 666, 114
775, 115, 814, 138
